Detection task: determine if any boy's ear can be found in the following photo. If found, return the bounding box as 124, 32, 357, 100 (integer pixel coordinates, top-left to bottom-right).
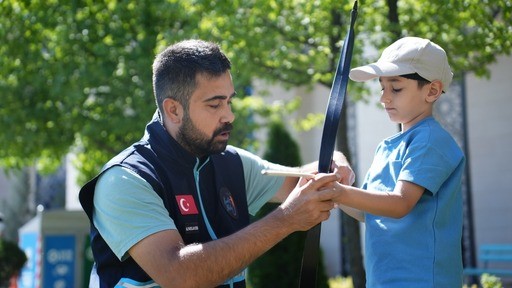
426, 80, 443, 103
163, 98, 183, 124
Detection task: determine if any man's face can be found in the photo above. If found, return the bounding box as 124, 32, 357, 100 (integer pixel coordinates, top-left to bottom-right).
176, 72, 236, 157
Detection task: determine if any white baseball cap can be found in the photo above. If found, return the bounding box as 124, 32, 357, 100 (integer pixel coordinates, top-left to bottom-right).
349, 37, 453, 91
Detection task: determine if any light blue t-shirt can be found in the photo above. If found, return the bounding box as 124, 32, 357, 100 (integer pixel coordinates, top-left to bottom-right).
93, 146, 289, 260
362, 117, 465, 288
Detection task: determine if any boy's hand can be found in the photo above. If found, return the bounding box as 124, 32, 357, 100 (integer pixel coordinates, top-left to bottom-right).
331, 151, 356, 186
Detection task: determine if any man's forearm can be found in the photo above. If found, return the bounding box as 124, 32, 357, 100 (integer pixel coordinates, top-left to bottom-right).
167, 207, 293, 287
131, 173, 339, 287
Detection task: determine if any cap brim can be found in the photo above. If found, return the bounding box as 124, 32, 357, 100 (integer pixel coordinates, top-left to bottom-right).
349, 62, 416, 82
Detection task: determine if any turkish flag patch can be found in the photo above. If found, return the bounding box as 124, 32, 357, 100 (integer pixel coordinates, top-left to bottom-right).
175, 195, 199, 215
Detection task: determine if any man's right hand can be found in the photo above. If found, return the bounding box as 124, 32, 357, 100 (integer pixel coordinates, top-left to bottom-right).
277, 173, 340, 232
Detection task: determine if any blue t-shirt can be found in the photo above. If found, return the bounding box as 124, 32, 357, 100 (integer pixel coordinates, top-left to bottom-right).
93, 146, 289, 260
362, 117, 465, 288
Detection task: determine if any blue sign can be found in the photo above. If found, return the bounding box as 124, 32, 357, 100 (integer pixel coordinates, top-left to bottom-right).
43, 235, 76, 288
19, 232, 39, 288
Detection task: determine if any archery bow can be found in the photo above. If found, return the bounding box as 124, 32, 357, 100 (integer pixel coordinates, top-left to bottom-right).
299, 2, 358, 287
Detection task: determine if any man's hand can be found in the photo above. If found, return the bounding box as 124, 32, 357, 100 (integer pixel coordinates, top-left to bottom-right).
277, 173, 340, 232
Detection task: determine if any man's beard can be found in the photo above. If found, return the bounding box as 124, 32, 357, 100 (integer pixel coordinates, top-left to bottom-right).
176, 112, 233, 157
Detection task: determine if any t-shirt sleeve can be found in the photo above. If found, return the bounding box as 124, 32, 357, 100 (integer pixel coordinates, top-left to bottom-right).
398, 139, 458, 195
93, 166, 176, 261
232, 146, 288, 215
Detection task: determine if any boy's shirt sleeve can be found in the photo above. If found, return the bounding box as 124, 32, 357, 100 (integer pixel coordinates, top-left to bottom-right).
93, 166, 175, 261
399, 134, 463, 195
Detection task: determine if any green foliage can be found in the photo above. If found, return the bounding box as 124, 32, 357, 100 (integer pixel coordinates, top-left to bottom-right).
463, 273, 504, 288
262, 120, 302, 166
333, 274, 507, 288
1, 0, 511, 183
360, 0, 511, 78
328, 276, 354, 288
0, 238, 27, 286
480, 273, 503, 288
0, 0, 161, 179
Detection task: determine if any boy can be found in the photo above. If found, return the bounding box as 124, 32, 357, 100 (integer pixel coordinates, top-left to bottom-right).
333, 37, 465, 287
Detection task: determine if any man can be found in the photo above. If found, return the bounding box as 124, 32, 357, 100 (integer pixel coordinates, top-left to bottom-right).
80, 39, 354, 288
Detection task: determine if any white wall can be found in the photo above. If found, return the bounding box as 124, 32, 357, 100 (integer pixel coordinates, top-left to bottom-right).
465, 55, 512, 246
0, 171, 9, 203
65, 154, 82, 210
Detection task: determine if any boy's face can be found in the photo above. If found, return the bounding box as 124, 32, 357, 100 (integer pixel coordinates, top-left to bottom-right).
378, 76, 434, 131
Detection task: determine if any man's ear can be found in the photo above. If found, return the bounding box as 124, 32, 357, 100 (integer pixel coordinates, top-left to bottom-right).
426, 80, 443, 103
162, 98, 183, 124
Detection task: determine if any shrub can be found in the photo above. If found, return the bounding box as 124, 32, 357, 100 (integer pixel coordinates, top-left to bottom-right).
0, 238, 27, 286
481, 273, 503, 288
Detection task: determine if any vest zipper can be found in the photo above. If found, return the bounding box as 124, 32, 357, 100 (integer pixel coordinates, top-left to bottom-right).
193, 158, 238, 288
193, 158, 218, 240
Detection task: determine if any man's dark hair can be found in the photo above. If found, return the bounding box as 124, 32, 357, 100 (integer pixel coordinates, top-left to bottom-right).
152, 39, 231, 114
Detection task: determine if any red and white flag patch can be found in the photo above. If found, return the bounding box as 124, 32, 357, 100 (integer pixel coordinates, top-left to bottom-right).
175, 195, 199, 215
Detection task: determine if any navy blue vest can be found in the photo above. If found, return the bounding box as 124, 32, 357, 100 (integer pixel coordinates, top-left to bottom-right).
80, 116, 249, 288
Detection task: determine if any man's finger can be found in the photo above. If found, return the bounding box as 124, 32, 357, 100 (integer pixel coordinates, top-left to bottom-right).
307, 174, 340, 190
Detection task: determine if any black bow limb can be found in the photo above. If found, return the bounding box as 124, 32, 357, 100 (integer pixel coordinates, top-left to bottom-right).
299, 1, 358, 287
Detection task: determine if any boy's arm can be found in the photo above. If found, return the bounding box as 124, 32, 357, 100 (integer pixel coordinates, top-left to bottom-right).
337, 204, 365, 222
334, 180, 424, 219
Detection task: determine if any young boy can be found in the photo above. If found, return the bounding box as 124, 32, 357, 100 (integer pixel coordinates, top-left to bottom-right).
333, 37, 465, 287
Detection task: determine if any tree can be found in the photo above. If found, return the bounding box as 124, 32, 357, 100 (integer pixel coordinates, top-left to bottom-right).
2, 0, 510, 181
1, 1, 511, 287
